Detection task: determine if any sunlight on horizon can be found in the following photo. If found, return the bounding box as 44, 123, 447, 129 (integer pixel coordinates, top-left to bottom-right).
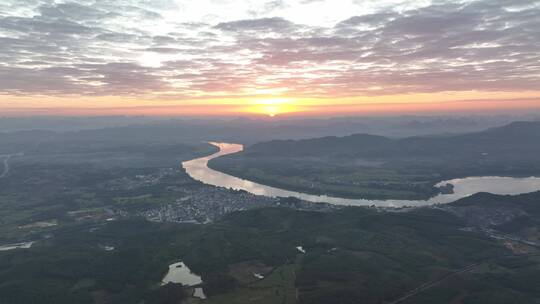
1, 0, 539, 116
245, 98, 299, 117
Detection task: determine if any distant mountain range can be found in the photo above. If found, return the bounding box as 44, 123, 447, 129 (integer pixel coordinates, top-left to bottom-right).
245, 121, 540, 161
210, 121, 540, 200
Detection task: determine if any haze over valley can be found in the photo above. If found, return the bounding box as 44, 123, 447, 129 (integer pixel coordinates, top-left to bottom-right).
1, 115, 540, 303
1, 0, 540, 303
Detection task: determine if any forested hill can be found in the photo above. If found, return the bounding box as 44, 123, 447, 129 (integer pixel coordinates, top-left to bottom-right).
443, 191, 540, 244
245, 121, 540, 159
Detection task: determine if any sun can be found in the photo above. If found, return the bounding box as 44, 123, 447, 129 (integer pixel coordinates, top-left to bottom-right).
248, 98, 296, 117
263, 105, 279, 117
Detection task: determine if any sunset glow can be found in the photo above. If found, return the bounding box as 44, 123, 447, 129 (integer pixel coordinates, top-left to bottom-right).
244, 98, 298, 117
0, 0, 539, 116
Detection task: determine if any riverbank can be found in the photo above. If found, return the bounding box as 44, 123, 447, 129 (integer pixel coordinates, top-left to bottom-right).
185, 142, 540, 207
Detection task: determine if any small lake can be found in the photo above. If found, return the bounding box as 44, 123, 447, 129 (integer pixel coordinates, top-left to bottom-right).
182, 142, 540, 207
161, 261, 202, 286
161, 261, 207, 299
0, 241, 34, 252
193, 288, 206, 299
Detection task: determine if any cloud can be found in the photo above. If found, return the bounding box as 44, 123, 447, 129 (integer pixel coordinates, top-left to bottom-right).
215, 17, 295, 32
0, 0, 539, 99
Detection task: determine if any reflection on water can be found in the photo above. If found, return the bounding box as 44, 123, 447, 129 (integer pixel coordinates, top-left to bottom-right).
161, 262, 202, 286
183, 142, 540, 207
193, 288, 206, 299
0, 241, 34, 252
161, 262, 207, 299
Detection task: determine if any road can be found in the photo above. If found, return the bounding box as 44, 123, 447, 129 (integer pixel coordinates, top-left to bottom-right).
386, 262, 481, 304
0, 152, 23, 179
387, 249, 540, 304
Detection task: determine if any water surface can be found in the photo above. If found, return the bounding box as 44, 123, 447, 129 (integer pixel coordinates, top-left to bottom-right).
161, 261, 207, 299
0, 242, 34, 252
183, 142, 540, 207
161, 261, 202, 286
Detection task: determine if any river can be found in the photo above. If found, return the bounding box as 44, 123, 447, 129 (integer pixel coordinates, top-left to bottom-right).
182, 142, 540, 207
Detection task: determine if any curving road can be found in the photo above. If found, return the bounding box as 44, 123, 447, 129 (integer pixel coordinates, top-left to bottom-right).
0, 152, 23, 179
0, 155, 11, 178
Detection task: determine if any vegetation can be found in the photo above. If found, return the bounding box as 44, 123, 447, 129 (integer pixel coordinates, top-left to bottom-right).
210, 121, 540, 199
2, 122, 540, 303
0, 134, 216, 243
2, 199, 540, 303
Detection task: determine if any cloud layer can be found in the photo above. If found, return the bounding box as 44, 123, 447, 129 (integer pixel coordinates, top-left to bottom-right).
0, 0, 539, 99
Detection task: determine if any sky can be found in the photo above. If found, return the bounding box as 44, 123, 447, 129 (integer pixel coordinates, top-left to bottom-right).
0, 0, 539, 117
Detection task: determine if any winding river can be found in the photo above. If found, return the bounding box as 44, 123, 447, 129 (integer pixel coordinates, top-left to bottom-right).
182, 142, 540, 207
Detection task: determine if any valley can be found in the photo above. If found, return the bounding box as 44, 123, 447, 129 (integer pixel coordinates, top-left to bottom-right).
1, 120, 540, 304
2, 0, 540, 302
209, 122, 540, 200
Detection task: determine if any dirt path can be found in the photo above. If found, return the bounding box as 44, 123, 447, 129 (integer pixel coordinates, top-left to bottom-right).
388, 251, 540, 304
0, 154, 12, 178
386, 262, 481, 304
0, 152, 23, 179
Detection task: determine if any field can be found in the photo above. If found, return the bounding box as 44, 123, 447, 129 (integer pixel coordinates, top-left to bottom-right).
2, 124, 540, 303
2, 202, 540, 304
210, 122, 540, 200
210, 156, 441, 200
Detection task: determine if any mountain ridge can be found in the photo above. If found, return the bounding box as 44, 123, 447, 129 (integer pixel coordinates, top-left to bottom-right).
246, 121, 540, 159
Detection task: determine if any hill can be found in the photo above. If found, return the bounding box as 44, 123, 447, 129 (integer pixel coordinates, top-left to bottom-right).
443, 191, 540, 245
209, 122, 540, 200
246, 121, 540, 159
2, 199, 540, 304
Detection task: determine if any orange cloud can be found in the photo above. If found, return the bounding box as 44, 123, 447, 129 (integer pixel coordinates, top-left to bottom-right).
1, 96, 539, 117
